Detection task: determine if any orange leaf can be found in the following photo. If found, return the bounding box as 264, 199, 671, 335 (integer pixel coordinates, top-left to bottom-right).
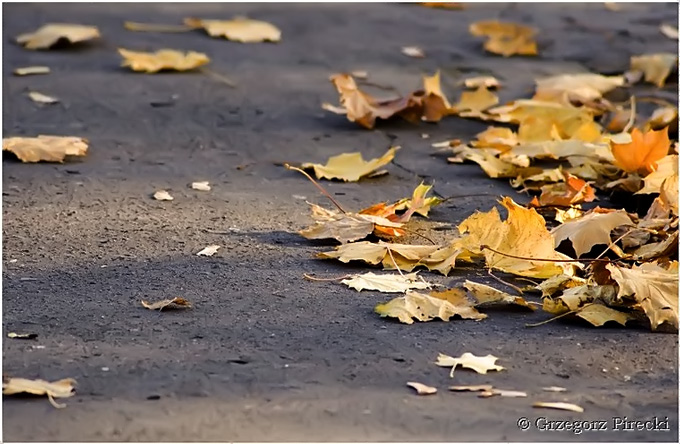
532, 172, 596, 207
611, 127, 671, 175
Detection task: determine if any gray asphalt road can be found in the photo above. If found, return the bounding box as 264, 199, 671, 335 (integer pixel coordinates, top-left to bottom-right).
2, 3, 678, 442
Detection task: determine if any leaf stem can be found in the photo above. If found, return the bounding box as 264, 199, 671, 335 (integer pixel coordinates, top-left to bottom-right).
285, 164, 347, 213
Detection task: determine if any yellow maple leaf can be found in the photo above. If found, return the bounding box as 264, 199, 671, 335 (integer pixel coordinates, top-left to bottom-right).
375, 289, 486, 324
184, 17, 281, 42
341, 272, 432, 293
452, 86, 499, 114
630, 53, 678, 88
421, 71, 454, 122
436, 352, 504, 377
16, 24, 100, 49
534, 73, 625, 101
469, 20, 538, 57
638, 155, 678, 195
393, 182, 443, 218
458, 197, 577, 278
550, 209, 633, 257
463, 280, 535, 310
610, 126, 671, 175
300, 203, 404, 243
301, 146, 398, 182
3, 136, 88, 163
118, 48, 210, 73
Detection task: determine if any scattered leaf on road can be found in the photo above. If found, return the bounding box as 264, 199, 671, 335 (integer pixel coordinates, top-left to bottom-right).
141, 297, 192, 310
341, 272, 432, 293
118, 48, 210, 73
401, 46, 425, 58
542, 386, 568, 392
660, 24, 679, 40
7, 332, 38, 340
449, 384, 494, 392
469, 20, 538, 57
16, 24, 100, 49
301, 147, 398, 182
533, 401, 584, 413
153, 190, 174, 201
28, 91, 59, 104
375, 289, 486, 324
3, 377, 76, 408
191, 181, 211, 191
184, 17, 281, 43
534, 73, 624, 101
630, 53, 677, 88
196, 245, 220, 256
436, 352, 504, 377
407, 381, 437, 395
479, 388, 527, 398
300, 204, 404, 242
14, 66, 50, 76
3, 136, 88, 163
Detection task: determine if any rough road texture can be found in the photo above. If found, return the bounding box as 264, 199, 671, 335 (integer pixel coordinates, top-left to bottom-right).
3, 3, 678, 442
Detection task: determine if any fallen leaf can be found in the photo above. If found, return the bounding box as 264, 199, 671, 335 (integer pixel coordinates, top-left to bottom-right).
191, 181, 211, 191
607, 262, 678, 331
543, 285, 618, 315
630, 53, 677, 88
14, 66, 50, 76
452, 87, 499, 114
478, 388, 527, 398
118, 48, 210, 73
301, 147, 398, 182
436, 352, 504, 378
660, 24, 679, 40
28, 91, 59, 104
184, 17, 281, 43
638, 155, 678, 195
449, 384, 494, 392
542, 386, 568, 392
153, 190, 174, 201
604, 2, 621, 11
472, 127, 518, 151
196, 245, 220, 256
421, 70, 454, 122
402, 46, 425, 58
141, 297, 192, 310
16, 24, 100, 49
532, 172, 596, 208
611, 126, 670, 175
462, 76, 501, 89
342, 272, 431, 293
407, 381, 437, 395
536, 274, 587, 297
300, 204, 404, 242
392, 182, 443, 218
3, 377, 76, 408
420, 2, 465, 9
469, 20, 538, 57
646, 107, 678, 130
575, 303, 633, 327
3, 136, 88, 163
535, 73, 624, 101
633, 231, 678, 261
464, 280, 535, 310
375, 289, 486, 324
447, 145, 537, 179
7, 332, 38, 340
533, 401, 584, 413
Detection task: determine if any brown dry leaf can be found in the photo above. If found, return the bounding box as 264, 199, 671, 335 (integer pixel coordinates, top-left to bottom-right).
196, 245, 220, 256
421, 71, 454, 122
407, 382, 437, 395
3, 136, 88, 163
462, 76, 501, 89
141, 297, 192, 310
630, 53, 678, 88
660, 24, 679, 39
28, 91, 59, 104
301, 147, 398, 182
532, 172, 596, 208
607, 262, 678, 331
469, 20, 538, 57
458, 197, 577, 278
575, 303, 634, 327
452, 87, 499, 114
449, 384, 494, 392
3, 377, 76, 408
535, 73, 624, 101
638, 155, 678, 195
436, 352, 504, 378
14, 66, 50, 76
533, 401, 584, 413
191, 181, 211, 191
300, 204, 403, 243
611, 126, 671, 175
633, 232, 679, 261
16, 24, 100, 49
464, 280, 535, 310
341, 272, 432, 293
402, 46, 425, 58
478, 388, 527, 398
375, 289, 486, 324
184, 17, 281, 42
543, 284, 618, 315
118, 48, 209, 73
420, 2, 465, 9
153, 190, 174, 201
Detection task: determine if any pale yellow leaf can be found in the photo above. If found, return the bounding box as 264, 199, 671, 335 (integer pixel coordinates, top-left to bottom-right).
14, 66, 50, 76
301, 147, 398, 182
449, 384, 494, 392
375, 289, 486, 324
341, 272, 431, 293
542, 386, 567, 392
191, 181, 211, 191
630, 53, 678, 88
28, 91, 59, 104
536, 274, 587, 298
3, 135, 88, 163
153, 190, 173, 201
118, 48, 210, 73
185, 17, 281, 43
478, 389, 527, 398
141, 297, 192, 310
464, 280, 535, 310
401, 46, 425, 58
16, 24, 100, 49
3, 377, 76, 408
535, 73, 624, 101
462, 76, 501, 89
407, 381, 437, 395
436, 352, 504, 378
551, 210, 633, 257
660, 24, 679, 40
469, 20, 538, 57
638, 155, 678, 195
533, 401, 584, 413
196, 245, 220, 256
575, 303, 633, 327
453, 87, 499, 113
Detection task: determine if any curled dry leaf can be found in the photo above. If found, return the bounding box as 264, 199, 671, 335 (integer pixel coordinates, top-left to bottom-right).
478, 388, 527, 398
551, 209, 633, 257
153, 190, 174, 201
536, 274, 587, 298
3, 136, 88, 163
542, 386, 568, 392
469, 20, 538, 57
660, 24, 679, 40
28, 91, 59, 104
638, 155, 677, 195
401, 46, 425, 58
3, 377, 76, 409
16, 24, 100, 49
533, 401, 584, 413
118, 48, 210, 73
449, 384, 494, 392
301, 146, 398, 182
542, 285, 618, 315
463, 280, 535, 310
531, 172, 596, 208
610, 126, 670, 175
7, 332, 38, 340
452, 87, 499, 115
141, 297, 192, 310
646, 107, 678, 130
191, 181, 211, 191
341, 272, 432, 293
436, 352, 504, 378
196, 245, 220, 256
14, 66, 50, 76
375, 289, 486, 324
392, 182, 443, 218
630, 53, 677, 88
534, 73, 624, 101
407, 382, 437, 395
421, 70, 454, 122
575, 303, 634, 327
300, 204, 404, 243
184, 17, 281, 43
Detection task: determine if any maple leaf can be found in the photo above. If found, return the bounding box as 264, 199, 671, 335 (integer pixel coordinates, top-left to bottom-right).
447, 145, 539, 179
184, 17, 281, 42
531, 172, 596, 208
535, 274, 587, 297
607, 262, 678, 331
375, 289, 486, 324
300, 204, 404, 243
436, 352, 504, 377
393, 182, 443, 219
3, 136, 88, 163
452, 86, 499, 115
534, 73, 625, 101
141, 297, 192, 310
469, 20, 537, 57
341, 272, 432, 293
638, 155, 678, 195
16, 24, 100, 49
630, 53, 678, 88
406, 382, 437, 395
472, 127, 518, 152
301, 147, 398, 182
575, 303, 634, 327
610, 126, 671, 175
550, 209, 633, 257
458, 197, 577, 278
3, 377, 76, 409
542, 285, 619, 315
421, 71, 454, 122
463, 280, 535, 310
118, 48, 210, 73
